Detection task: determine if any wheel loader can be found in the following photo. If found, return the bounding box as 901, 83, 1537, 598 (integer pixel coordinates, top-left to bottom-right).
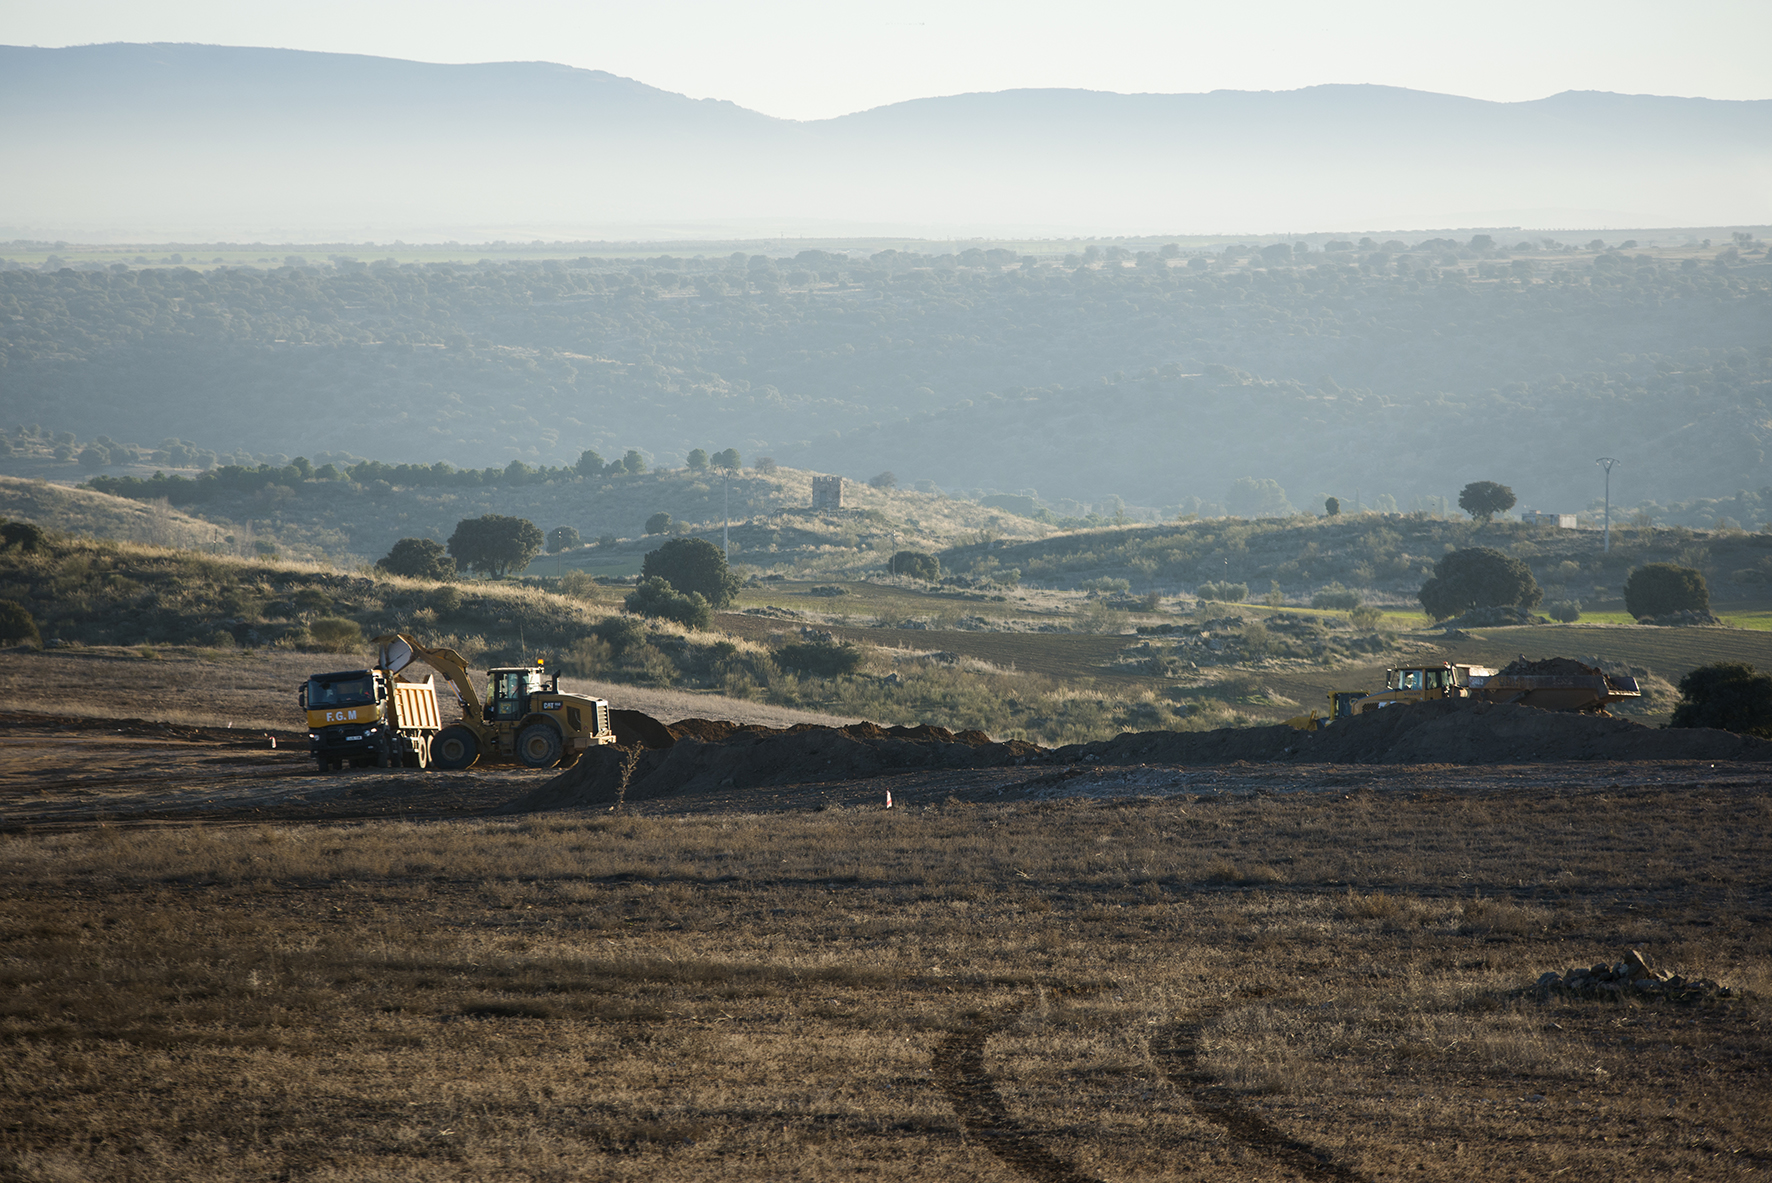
302, 634, 618, 773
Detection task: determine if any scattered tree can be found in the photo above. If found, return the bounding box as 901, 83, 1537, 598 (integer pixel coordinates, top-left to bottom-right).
1311, 584, 1361, 610
1669, 662, 1772, 737
624, 577, 711, 630
1457, 481, 1517, 521
889, 550, 940, 580
1418, 547, 1541, 619
0, 600, 40, 645
376, 537, 457, 580
645, 512, 673, 535
686, 448, 710, 471
547, 526, 581, 553
446, 514, 545, 578
753, 457, 778, 474
620, 449, 647, 475
868, 471, 898, 490
1225, 477, 1295, 518
1196, 581, 1248, 602
1324, 496, 1340, 517
1623, 562, 1710, 619
595, 533, 617, 549
575, 449, 606, 477
641, 537, 741, 608
712, 448, 741, 470
775, 639, 864, 677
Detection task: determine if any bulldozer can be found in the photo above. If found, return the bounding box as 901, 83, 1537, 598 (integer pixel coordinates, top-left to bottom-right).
364, 633, 618, 770
1285, 689, 1371, 731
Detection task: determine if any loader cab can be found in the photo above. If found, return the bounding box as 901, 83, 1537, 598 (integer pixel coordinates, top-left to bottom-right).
484, 667, 545, 722
1328, 690, 1368, 720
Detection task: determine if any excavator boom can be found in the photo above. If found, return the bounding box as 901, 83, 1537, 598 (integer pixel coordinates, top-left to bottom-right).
372, 633, 484, 721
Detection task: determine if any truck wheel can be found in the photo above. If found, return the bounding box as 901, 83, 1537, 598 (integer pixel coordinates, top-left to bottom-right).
433, 725, 480, 770
315, 754, 332, 773
517, 723, 564, 768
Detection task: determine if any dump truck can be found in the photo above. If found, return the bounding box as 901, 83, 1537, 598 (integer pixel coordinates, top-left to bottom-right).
1349, 660, 1639, 715
367, 634, 618, 769
301, 668, 444, 772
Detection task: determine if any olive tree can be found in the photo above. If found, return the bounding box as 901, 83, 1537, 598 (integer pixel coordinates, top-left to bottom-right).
1418, 547, 1542, 620
1457, 481, 1517, 521
547, 526, 581, 553
377, 537, 457, 580
1623, 563, 1709, 619
1670, 662, 1772, 737
641, 537, 741, 608
446, 515, 544, 578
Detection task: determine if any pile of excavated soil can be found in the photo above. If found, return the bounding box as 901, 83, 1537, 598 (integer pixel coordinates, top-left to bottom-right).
501, 701, 1772, 814
1065, 699, 1772, 767
1500, 655, 1605, 677
500, 715, 1038, 813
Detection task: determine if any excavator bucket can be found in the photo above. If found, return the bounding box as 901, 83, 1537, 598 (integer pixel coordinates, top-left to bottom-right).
379, 636, 416, 675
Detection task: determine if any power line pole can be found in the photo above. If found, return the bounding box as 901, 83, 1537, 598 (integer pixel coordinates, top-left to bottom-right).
722, 471, 730, 559
1596, 457, 1619, 553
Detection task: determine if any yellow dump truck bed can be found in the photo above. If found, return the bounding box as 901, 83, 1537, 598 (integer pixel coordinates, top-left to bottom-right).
390, 676, 442, 732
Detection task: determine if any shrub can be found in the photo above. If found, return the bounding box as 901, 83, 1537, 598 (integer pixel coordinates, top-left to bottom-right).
0, 599, 40, 645
808, 585, 848, 597
1311, 583, 1361, 610
889, 550, 940, 580
377, 537, 457, 580
624, 577, 711, 630
775, 640, 864, 677
309, 617, 363, 653
1348, 605, 1384, 631
1546, 600, 1582, 623
1080, 576, 1132, 594
1417, 547, 1541, 620
645, 512, 673, 535
0, 521, 47, 552
1623, 563, 1709, 619
642, 537, 741, 608
1197, 581, 1248, 602
1669, 662, 1772, 737
427, 586, 463, 614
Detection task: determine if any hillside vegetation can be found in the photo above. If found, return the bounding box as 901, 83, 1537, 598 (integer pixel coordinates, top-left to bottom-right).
4, 239, 1766, 516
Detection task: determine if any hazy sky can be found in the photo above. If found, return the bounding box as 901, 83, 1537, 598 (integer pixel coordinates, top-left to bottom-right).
6, 0, 1770, 120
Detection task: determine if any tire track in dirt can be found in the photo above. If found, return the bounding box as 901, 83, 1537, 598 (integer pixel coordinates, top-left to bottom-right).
1151, 1010, 1371, 1182
934, 1005, 1107, 1183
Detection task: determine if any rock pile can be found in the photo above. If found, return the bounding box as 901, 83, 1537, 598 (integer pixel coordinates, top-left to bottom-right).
1636, 609, 1723, 627
1500, 655, 1605, 677
1535, 949, 1737, 1003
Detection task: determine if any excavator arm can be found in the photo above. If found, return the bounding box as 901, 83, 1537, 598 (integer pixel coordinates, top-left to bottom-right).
371, 633, 485, 722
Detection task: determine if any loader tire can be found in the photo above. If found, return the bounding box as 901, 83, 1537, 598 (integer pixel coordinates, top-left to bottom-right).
433, 725, 480, 770
517, 722, 564, 769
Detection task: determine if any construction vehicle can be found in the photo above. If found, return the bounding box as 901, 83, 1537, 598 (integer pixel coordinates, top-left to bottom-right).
1285, 689, 1372, 731
366, 634, 618, 769
301, 668, 443, 772
1346, 661, 1640, 715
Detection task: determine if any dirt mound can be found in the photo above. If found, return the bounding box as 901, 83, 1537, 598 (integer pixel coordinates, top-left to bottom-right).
500, 721, 1042, 813
1066, 700, 1772, 767
611, 709, 677, 749
1500, 655, 1604, 677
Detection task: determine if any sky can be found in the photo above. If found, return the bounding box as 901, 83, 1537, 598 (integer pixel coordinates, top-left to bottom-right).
5, 0, 1771, 121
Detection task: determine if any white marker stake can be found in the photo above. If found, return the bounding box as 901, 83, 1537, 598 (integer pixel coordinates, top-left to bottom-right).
885, 791, 893, 809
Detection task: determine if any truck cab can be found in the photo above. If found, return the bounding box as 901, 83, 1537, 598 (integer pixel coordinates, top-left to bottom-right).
301, 669, 388, 768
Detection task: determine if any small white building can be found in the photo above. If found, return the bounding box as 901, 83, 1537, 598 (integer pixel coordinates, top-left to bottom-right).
1521, 511, 1579, 528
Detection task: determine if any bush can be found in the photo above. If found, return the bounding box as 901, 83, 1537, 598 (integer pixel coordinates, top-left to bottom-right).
1080, 576, 1132, 593
0, 521, 46, 552
1310, 583, 1361, 610
641, 537, 741, 608
889, 550, 940, 580
1348, 605, 1385, 631
377, 537, 457, 580
1546, 600, 1582, 623
1624, 563, 1709, 619
624, 577, 712, 630
1417, 547, 1541, 620
309, 617, 363, 653
1669, 662, 1772, 737
645, 512, 673, 535
427, 586, 462, 614
1196, 581, 1248, 602
775, 640, 864, 677
808, 585, 848, 597
0, 599, 40, 645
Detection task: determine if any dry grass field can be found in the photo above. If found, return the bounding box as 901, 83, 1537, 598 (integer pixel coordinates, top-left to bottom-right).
3, 770, 1768, 1181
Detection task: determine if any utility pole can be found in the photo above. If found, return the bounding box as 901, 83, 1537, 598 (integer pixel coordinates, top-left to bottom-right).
1596, 457, 1619, 553
722, 471, 730, 559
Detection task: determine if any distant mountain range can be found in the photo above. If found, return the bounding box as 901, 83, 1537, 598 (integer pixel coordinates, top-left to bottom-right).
3, 43, 1768, 238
